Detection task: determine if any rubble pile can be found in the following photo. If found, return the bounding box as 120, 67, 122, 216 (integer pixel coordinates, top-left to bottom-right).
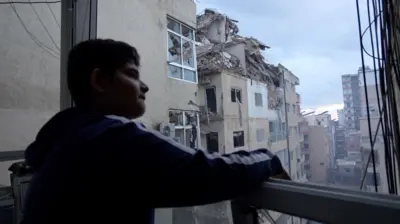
268, 84, 284, 109
196, 9, 239, 45
196, 9, 280, 86
197, 43, 244, 75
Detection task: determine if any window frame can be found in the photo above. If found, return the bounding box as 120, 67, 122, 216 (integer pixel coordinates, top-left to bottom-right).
169, 110, 200, 148
166, 16, 197, 83
205, 86, 217, 113
254, 92, 263, 107
256, 128, 265, 142
233, 130, 245, 148
231, 88, 242, 103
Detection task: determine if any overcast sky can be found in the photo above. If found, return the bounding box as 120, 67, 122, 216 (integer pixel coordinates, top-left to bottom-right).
197, 0, 374, 117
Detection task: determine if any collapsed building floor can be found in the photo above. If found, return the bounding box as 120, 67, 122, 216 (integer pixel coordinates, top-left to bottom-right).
196, 9, 281, 89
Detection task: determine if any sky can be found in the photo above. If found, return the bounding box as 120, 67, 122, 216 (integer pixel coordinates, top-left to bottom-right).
196, 0, 374, 119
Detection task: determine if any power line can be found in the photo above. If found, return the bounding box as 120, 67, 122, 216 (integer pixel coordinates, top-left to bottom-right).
356, 0, 379, 193
368, 0, 397, 194
360, 117, 382, 189
7, 0, 59, 58
80, 0, 90, 40
28, 0, 60, 50
0, 1, 60, 4
357, 0, 400, 194
378, 0, 400, 194
45, 0, 60, 28
385, 0, 400, 194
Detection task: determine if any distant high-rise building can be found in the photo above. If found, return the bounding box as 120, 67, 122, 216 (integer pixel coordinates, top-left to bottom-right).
334, 122, 346, 159
341, 69, 362, 131
337, 109, 345, 127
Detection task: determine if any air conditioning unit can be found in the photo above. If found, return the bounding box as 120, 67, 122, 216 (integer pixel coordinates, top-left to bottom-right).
159, 122, 175, 137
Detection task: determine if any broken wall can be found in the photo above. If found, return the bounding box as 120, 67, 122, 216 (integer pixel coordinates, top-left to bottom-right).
196, 9, 280, 89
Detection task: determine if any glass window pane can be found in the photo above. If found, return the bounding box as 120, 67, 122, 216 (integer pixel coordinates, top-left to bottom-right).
182, 25, 194, 40
182, 39, 194, 68
167, 18, 180, 33
174, 129, 184, 144
168, 32, 181, 64
185, 128, 191, 147
231, 89, 236, 102
236, 90, 242, 103
168, 65, 182, 79
0, 2, 61, 186
183, 69, 196, 82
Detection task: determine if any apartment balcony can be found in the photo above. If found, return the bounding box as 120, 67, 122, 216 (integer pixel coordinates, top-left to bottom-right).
3, 154, 399, 224
199, 105, 223, 123
3, 142, 394, 224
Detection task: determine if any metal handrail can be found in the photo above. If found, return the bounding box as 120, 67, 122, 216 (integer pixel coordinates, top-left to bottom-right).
240, 179, 400, 224
0, 151, 24, 162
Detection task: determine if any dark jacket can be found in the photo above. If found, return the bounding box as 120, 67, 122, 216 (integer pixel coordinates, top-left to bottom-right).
21, 107, 284, 224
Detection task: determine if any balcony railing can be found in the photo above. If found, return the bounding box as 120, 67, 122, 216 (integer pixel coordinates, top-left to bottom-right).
199, 106, 223, 123
1, 150, 400, 224
269, 131, 286, 143
240, 180, 400, 224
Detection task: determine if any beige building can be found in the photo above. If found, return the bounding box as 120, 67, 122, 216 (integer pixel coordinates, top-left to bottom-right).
196, 9, 306, 224
198, 71, 250, 153
279, 64, 306, 182
359, 70, 388, 193
301, 118, 330, 184
196, 9, 281, 154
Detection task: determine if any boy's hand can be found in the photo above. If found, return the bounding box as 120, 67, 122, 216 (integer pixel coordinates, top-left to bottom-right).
271, 169, 291, 180
268, 153, 292, 181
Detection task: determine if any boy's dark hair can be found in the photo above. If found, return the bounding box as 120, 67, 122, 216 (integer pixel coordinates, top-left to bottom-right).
67, 39, 140, 104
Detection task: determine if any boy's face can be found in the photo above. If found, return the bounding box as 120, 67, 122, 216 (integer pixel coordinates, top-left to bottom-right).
93, 62, 149, 119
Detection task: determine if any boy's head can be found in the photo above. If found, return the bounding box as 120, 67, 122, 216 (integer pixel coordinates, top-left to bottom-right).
67, 39, 149, 119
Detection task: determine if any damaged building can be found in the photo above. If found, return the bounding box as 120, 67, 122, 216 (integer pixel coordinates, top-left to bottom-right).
195, 9, 306, 224
196, 8, 287, 154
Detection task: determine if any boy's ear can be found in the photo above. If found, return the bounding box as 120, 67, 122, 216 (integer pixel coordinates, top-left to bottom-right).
90, 68, 108, 93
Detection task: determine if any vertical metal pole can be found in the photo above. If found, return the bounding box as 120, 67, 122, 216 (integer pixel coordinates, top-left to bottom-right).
282, 71, 294, 224
60, 0, 74, 110
282, 72, 291, 176
60, 0, 98, 110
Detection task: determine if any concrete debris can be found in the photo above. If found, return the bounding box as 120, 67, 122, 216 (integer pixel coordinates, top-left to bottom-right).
196, 9, 239, 44
268, 85, 284, 110
197, 43, 244, 75
196, 9, 280, 86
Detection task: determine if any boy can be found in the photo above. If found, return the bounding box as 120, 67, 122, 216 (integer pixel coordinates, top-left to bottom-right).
22, 39, 289, 224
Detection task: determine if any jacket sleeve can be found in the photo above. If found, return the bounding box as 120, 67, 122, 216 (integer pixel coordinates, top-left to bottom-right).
108, 120, 285, 208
